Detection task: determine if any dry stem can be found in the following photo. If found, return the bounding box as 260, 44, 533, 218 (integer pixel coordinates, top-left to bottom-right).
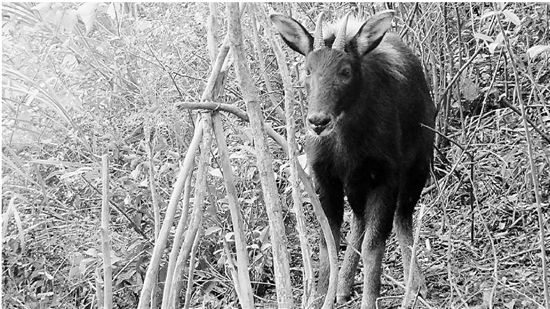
498, 14, 549, 308
168, 119, 212, 308
227, 3, 294, 307
212, 111, 255, 308
137, 118, 204, 309
101, 154, 113, 309
258, 5, 316, 306
160, 153, 194, 308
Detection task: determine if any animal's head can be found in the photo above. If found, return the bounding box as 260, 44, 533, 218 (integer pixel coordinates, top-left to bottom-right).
270, 11, 395, 136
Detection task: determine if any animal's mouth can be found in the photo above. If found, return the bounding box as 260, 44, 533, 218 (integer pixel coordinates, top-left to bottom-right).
309, 122, 334, 136
308, 114, 339, 137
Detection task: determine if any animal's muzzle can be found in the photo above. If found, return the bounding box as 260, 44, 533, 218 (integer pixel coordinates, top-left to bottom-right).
307, 113, 332, 135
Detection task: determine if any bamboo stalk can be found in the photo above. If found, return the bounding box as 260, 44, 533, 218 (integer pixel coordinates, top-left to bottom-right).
144, 122, 161, 308
176, 101, 288, 157
101, 154, 113, 309
250, 7, 285, 121
168, 117, 212, 309
227, 3, 294, 307
222, 235, 244, 303
296, 165, 339, 309
145, 122, 161, 240
176, 103, 338, 298
404, 202, 426, 306
212, 111, 255, 308
183, 227, 203, 309
205, 5, 254, 306
207, 3, 219, 64
257, 5, 315, 306
95, 268, 104, 309
177, 95, 337, 309
160, 158, 194, 308
202, 37, 230, 102
137, 118, 204, 309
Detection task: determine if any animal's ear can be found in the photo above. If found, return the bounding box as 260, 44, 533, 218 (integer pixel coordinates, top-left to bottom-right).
350, 10, 395, 56
270, 14, 313, 56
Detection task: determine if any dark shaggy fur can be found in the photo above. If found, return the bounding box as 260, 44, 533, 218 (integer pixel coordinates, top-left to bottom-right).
271, 11, 435, 308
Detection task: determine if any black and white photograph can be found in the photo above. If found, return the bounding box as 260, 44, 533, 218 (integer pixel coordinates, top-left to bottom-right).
2, 2, 549, 308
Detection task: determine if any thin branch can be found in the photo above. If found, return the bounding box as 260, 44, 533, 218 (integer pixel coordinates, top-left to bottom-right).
137, 118, 204, 309
176, 101, 288, 151
160, 155, 194, 308
250, 7, 286, 121
144, 121, 160, 240
169, 119, 212, 309
227, 3, 294, 307
177, 101, 249, 122
436, 47, 482, 114
257, 4, 317, 307
183, 228, 202, 309
147, 43, 186, 100
498, 14, 549, 308
500, 98, 550, 143
100, 154, 113, 309
80, 175, 150, 241
212, 112, 255, 307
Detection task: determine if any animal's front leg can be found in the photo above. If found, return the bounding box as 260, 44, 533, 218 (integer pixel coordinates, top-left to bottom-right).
360, 186, 397, 309
337, 211, 365, 304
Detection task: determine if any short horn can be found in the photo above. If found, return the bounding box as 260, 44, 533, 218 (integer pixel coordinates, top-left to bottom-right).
333, 12, 350, 51
313, 12, 325, 50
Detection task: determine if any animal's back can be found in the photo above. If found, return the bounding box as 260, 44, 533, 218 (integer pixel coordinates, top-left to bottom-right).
361, 33, 435, 166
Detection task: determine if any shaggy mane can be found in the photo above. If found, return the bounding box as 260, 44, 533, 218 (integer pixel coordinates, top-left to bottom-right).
322, 15, 408, 82
323, 15, 365, 43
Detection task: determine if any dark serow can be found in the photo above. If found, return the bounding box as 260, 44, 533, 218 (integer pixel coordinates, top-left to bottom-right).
271, 11, 435, 308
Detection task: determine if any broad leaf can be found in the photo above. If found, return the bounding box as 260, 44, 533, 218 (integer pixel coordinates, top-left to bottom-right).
474, 33, 493, 43
77, 3, 98, 34
460, 75, 478, 101
480, 10, 499, 20
502, 10, 521, 27
60, 9, 77, 33
527, 45, 550, 60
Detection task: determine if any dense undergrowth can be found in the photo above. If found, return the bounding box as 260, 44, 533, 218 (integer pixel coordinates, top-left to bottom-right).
2, 2, 549, 308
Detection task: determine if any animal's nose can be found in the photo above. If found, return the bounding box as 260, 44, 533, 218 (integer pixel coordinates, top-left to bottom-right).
307, 114, 331, 134
308, 114, 331, 127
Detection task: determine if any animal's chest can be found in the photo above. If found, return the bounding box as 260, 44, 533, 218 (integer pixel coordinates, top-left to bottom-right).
308, 138, 385, 188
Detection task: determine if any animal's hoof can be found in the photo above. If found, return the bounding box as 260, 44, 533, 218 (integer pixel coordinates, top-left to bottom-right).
336, 294, 351, 305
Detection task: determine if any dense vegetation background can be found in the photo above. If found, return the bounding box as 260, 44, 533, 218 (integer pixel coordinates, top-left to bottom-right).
2, 2, 549, 309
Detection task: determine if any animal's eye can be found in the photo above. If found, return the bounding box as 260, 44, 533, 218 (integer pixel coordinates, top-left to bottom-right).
304, 68, 311, 77
339, 67, 351, 79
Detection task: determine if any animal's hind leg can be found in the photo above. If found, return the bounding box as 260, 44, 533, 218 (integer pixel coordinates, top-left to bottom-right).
337, 211, 365, 304
394, 164, 429, 304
